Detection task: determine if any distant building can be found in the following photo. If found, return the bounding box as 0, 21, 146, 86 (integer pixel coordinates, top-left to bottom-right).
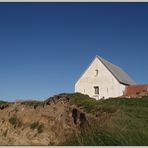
75, 55, 135, 100
124, 84, 148, 96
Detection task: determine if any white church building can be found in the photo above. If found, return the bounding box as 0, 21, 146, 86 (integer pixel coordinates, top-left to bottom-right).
75, 55, 135, 100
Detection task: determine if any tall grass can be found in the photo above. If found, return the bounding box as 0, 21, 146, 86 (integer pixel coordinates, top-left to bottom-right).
61, 93, 148, 146
65, 126, 148, 146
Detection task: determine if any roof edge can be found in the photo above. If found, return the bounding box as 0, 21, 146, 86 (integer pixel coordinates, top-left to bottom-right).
75, 55, 98, 86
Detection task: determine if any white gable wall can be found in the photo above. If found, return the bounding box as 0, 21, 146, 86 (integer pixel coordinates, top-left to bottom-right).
75, 57, 126, 100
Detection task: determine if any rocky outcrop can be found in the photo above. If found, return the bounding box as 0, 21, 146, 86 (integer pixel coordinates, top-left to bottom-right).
0, 95, 90, 145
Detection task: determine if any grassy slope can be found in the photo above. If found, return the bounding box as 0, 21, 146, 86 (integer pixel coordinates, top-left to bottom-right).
1, 93, 148, 145
61, 93, 148, 146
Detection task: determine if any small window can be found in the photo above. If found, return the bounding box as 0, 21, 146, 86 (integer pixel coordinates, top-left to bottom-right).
94, 86, 99, 95
95, 69, 98, 76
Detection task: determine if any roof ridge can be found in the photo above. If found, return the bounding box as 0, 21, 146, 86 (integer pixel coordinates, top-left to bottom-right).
96, 55, 135, 85
97, 55, 121, 69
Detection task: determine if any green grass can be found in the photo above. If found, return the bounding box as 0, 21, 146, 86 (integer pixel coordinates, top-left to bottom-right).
60, 93, 118, 113
61, 93, 148, 146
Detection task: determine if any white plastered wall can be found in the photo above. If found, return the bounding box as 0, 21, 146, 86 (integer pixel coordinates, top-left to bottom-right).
75, 57, 126, 100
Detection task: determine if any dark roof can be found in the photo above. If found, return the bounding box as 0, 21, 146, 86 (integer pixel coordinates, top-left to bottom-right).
97, 55, 135, 85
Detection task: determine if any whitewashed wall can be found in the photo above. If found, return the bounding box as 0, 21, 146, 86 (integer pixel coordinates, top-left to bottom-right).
75, 57, 126, 100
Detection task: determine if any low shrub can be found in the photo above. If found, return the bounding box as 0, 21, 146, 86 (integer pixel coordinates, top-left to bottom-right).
9, 116, 18, 128
30, 122, 39, 130
30, 121, 44, 133
38, 124, 44, 133
0, 100, 8, 105
3, 130, 8, 137
21, 100, 42, 109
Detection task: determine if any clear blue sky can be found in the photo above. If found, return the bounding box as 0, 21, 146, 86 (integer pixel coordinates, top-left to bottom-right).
0, 2, 148, 101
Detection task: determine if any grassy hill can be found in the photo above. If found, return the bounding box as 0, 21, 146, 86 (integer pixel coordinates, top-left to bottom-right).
60, 93, 148, 146
0, 93, 148, 146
